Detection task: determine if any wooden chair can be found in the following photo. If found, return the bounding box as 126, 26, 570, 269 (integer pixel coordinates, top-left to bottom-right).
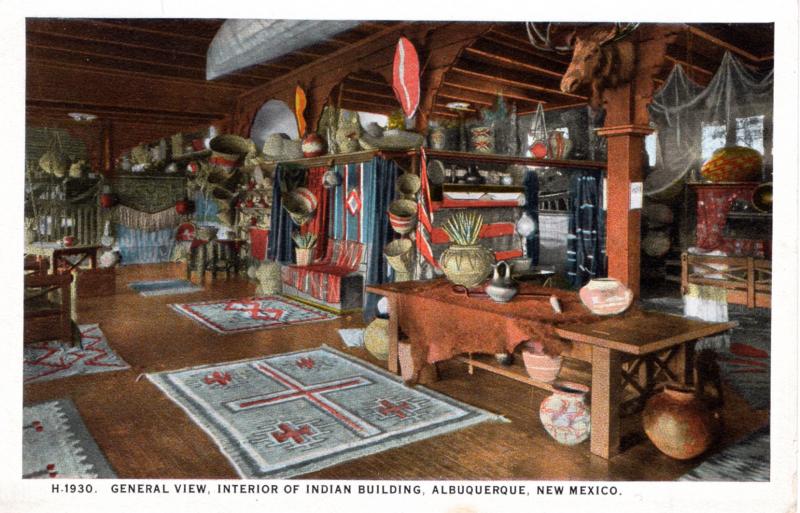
24, 272, 77, 346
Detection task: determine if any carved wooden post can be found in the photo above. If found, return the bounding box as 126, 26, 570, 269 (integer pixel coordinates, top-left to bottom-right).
597, 26, 678, 297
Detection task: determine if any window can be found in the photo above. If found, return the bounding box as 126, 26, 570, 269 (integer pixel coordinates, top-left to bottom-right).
644, 132, 658, 167
701, 122, 727, 162
735, 115, 765, 155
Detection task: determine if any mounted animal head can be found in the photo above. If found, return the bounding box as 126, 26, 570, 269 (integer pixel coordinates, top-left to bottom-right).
527, 23, 638, 109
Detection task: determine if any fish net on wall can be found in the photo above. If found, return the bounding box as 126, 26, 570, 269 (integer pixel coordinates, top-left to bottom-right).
647, 52, 774, 199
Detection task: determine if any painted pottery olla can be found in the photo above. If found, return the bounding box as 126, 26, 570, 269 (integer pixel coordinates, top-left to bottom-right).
579, 278, 634, 316
700, 146, 762, 182
301, 133, 326, 158
642, 384, 719, 460
539, 381, 591, 445
485, 261, 518, 303
439, 243, 495, 289
429, 126, 448, 150
388, 199, 418, 235
522, 343, 562, 382
364, 317, 390, 361
470, 126, 495, 153
530, 139, 548, 159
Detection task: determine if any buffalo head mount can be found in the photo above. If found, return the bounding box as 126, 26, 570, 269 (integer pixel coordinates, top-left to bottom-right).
527, 22, 639, 109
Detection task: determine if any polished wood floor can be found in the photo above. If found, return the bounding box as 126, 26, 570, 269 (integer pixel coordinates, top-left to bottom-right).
23, 264, 769, 480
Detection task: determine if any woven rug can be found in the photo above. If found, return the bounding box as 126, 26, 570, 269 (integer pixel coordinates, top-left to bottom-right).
170, 296, 337, 334
147, 346, 500, 478
23, 399, 116, 478
641, 298, 770, 410
129, 279, 202, 297
24, 324, 130, 384
679, 425, 769, 481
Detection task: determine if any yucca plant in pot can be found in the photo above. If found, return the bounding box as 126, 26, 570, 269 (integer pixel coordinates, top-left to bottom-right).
438, 211, 495, 288
292, 232, 318, 266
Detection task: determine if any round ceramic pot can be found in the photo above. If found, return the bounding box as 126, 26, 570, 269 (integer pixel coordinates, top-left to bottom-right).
470, 126, 495, 153
700, 146, 762, 182
578, 278, 634, 316
301, 133, 326, 157
429, 127, 448, 150
522, 350, 563, 382
364, 318, 390, 361
295, 247, 314, 267
642, 384, 719, 460
439, 243, 495, 288
539, 381, 591, 445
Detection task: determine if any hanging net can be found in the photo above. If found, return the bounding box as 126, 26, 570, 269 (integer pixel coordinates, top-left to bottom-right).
646, 51, 773, 200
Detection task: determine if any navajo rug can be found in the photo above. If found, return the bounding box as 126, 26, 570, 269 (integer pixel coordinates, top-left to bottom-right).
170, 296, 337, 334
24, 325, 130, 384
679, 425, 769, 481
129, 279, 202, 297
147, 347, 500, 478
23, 399, 116, 478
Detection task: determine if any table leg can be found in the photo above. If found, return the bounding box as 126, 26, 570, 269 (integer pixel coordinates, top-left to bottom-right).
387, 296, 400, 374
681, 341, 696, 386
591, 347, 623, 459
69, 269, 79, 324
199, 244, 207, 284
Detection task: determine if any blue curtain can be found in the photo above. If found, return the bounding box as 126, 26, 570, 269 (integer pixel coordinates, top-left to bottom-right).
193, 190, 220, 225
522, 169, 540, 265
267, 164, 304, 264
362, 157, 398, 319
116, 224, 175, 265
566, 170, 606, 288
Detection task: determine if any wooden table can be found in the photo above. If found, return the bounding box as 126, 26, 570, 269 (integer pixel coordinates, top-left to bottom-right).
368, 281, 736, 459
554, 311, 736, 459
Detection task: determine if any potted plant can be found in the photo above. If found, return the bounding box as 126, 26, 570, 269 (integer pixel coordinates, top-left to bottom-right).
438, 211, 494, 288
292, 233, 318, 266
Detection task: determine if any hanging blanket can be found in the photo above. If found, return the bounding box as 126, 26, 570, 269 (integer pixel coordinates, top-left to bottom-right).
112, 204, 182, 232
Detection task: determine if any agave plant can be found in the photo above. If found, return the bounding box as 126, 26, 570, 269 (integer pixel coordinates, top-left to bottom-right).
442, 211, 484, 246
292, 232, 318, 249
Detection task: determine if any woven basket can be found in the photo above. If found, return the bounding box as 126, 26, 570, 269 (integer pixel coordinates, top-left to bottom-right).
210, 134, 250, 162
384, 239, 414, 274
364, 318, 390, 361
388, 199, 418, 235
283, 187, 318, 226
643, 231, 671, 258
396, 173, 421, 199
263, 133, 290, 159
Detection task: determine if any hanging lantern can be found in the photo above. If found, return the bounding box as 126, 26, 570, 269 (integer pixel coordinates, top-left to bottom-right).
175, 198, 194, 215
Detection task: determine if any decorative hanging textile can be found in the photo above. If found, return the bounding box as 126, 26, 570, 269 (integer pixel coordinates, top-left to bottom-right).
303, 167, 330, 261
522, 170, 540, 265
295, 85, 307, 137
416, 150, 438, 272
115, 224, 175, 265
566, 171, 606, 288
362, 157, 398, 317
649, 52, 774, 186
329, 162, 368, 243
694, 184, 766, 257
392, 37, 421, 118
267, 165, 301, 264
111, 204, 182, 232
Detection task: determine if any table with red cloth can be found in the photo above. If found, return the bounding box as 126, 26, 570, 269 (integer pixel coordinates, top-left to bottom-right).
367, 279, 597, 375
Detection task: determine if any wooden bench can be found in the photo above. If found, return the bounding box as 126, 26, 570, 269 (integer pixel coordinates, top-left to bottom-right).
24, 272, 77, 346
281, 238, 365, 313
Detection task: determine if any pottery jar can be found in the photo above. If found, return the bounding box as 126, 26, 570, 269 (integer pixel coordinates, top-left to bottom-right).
642, 384, 720, 460
578, 278, 634, 316
470, 126, 495, 153
439, 243, 495, 289
485, 261, 518, 303
539, 381, 591, 445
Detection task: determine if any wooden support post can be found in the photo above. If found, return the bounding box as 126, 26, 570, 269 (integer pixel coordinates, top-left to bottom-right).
591, 346, 623, 459
387, 296, 400, 374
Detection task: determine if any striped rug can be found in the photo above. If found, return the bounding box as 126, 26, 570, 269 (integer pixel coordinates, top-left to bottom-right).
679, 425, 769, 481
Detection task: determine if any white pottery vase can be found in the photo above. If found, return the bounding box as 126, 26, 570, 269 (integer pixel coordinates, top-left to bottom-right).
578, 278, 634, 316
539, 381, 591, 445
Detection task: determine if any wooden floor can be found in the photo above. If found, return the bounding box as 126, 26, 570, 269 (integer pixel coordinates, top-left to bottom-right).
23, 264, 769, 480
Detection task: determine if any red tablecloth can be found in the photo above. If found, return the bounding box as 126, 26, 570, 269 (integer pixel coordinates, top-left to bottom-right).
392, 280, 598, 370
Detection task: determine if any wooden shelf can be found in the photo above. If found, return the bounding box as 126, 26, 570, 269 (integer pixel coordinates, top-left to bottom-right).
455, 353, 592, 394
416, 149, 607, 170
431, 199, 522, 211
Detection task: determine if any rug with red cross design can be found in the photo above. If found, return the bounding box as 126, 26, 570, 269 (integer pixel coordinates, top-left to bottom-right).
24, 324, 130, 384
147, 346, 501, 478
23, 398, 116, 478
170, 295, 337, 334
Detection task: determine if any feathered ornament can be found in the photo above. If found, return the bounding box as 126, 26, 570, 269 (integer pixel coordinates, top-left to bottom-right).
295, 85, 307, 137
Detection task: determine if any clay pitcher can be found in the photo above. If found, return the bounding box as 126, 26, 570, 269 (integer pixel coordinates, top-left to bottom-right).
485, 261, 518, 303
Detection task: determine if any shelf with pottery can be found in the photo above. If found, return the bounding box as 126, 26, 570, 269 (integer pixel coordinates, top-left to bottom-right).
258, 149, 408, 169
411, 149, 607, 171
456, 351, 592, 394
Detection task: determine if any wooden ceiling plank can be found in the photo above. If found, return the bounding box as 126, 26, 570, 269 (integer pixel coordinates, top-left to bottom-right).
687, 25, 772, 63
85, 19, 217, 43
442, 75, 552, 105
466, 39, 567, 79
450, 64, 586, 101
483, 27, 572, 66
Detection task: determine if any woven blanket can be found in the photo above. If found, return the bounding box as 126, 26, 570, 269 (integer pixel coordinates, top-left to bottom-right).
24, 399, 116, 478
170, 295, 337, 334
129, 279, 202, 297
24, 324, 129, 384
147, 346, 500, 478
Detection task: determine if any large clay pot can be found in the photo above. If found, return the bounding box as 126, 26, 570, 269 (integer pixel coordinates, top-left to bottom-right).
642, 384, 719, 460
470, 126, 495, 153
579, 278, 634, 316
539, 381, 591, 445
700, 146, 762, 182
439, 243, 495, 288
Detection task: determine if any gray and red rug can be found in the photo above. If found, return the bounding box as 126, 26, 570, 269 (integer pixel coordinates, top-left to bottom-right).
24, 324, 129, 384
147, 347, 501, 478
170, 296, 337, 334
129, 279, 202, 297
23, 398, 116, 478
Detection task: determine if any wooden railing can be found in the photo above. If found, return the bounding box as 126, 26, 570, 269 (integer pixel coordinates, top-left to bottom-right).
32, 202, 102, 245
680, 252, 771, 308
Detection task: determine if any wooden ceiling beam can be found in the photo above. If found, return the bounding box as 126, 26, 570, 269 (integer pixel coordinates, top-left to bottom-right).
442, 74, 552, 105
449, 65, 585, 103
339, 98, 393, 115
483, 27, 572, 66
27, 99, 227, 120
83, 19, 215, 43
341, 86, 396, 101
455, 55, 579, 99
687, 24, 773, 62
465, 39, 567, 79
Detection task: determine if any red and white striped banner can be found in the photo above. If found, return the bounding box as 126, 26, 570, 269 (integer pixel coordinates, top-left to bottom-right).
416, 149, 439, 269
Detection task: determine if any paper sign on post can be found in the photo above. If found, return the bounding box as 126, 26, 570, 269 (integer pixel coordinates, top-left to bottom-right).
630, 182, 643, 209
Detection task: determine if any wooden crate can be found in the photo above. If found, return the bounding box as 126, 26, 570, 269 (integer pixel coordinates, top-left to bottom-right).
77, 268, 116, 298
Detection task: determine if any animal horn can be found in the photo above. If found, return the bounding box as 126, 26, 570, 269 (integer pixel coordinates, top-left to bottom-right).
526, 22, 573, 54
600, 22, 640, 45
